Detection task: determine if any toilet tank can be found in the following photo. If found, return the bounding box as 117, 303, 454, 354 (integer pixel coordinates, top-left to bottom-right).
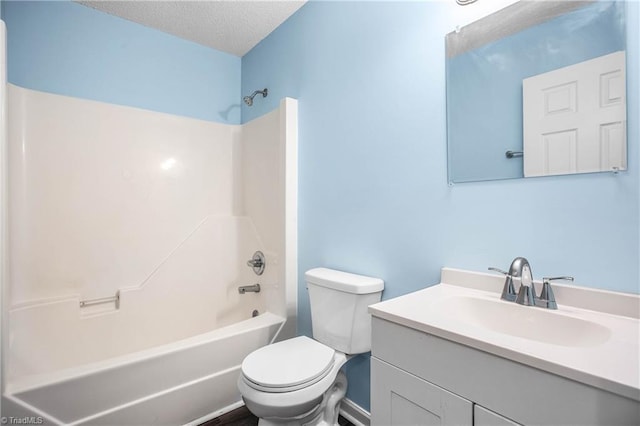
305, 268, 384, 355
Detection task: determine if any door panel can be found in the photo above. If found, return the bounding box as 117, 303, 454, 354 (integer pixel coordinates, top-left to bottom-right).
523, 51, 626, 176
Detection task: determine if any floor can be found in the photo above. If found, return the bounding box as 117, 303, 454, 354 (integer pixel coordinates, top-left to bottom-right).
201, 405, 355, 426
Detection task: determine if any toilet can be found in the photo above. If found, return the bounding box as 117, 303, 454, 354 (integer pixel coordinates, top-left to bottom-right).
237, 267, 384, 426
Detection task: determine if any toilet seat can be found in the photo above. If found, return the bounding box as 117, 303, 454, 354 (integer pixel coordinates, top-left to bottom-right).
238, 349, 348, 421
241, 336, 336, 393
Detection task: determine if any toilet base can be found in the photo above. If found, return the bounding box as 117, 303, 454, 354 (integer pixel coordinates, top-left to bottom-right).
257, 371, 348, 426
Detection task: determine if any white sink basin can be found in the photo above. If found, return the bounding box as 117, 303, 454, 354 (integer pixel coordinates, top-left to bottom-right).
368, 268, 640, 402
434, 295, 611, 347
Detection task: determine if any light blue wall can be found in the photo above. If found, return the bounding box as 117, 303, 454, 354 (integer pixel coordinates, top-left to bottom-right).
3, 0, 241, 124
448, 1, 626, 182
242, 0, 640, 410
3, 0, 639, 415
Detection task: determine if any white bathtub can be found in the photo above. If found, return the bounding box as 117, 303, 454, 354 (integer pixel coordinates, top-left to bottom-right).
5, 312, 285, 425
3, 86, 298, 425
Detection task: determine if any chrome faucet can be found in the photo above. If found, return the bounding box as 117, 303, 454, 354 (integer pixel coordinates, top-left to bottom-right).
246, 251, 265, 276
511, 257, 534, 306
489, 257, 533, 305
489, 257, 572, 309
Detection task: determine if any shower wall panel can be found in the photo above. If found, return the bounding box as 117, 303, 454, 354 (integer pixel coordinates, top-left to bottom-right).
241, 99, 298, 338
242, 108, 284, 317
8, 84, 241, 304
6, 85, 272, 381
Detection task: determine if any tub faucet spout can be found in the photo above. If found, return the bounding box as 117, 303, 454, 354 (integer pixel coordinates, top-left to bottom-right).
238, 284, 261, 294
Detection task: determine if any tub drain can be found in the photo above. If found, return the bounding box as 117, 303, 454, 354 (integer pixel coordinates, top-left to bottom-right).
252, 309, 259, 317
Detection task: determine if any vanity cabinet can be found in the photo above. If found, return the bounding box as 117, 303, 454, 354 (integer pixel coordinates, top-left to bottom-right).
370, 317, 639, 426
372, 357, 473, 425
372, 358, 517, 426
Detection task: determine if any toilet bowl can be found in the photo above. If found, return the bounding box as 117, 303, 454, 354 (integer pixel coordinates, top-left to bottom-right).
238, 336, 349, 424
237, 268, 384, 426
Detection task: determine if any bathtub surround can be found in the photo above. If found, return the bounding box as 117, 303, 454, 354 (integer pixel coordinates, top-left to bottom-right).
1, 1, 299, 422
241, 100, 299, 342
3, 85, 298, 422
8, 85, 245, 308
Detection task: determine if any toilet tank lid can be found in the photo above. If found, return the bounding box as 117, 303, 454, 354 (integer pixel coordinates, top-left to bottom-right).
305, 268, 384, 294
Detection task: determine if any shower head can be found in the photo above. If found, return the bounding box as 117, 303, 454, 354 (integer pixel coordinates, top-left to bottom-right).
243, 88, 268, 106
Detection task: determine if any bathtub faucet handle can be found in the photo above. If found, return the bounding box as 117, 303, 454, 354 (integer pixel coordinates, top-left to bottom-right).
247, 251, 265, 275
246, 258, 263, 267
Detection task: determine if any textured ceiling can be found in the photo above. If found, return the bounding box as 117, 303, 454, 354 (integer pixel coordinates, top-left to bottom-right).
77, 1, 307, 57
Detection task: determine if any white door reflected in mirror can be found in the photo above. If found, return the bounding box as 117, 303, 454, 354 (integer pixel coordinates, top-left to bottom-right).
445, 1, 627, 184
523, 51, 627, 177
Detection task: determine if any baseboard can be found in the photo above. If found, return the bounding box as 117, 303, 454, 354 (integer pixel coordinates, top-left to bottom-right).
339, 398, 370, 426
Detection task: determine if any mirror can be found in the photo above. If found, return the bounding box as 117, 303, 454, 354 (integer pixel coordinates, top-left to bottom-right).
446, 1, 627, 183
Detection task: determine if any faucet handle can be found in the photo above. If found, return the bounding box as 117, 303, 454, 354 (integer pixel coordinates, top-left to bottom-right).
489, 267, 517, 302
541, 276, 574, 298
536, 276, 573, 310
542, 276, 574, 285
488, 267, 508, 275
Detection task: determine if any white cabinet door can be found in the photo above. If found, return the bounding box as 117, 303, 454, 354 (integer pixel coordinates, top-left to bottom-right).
371, 357, 473, 426
523, 51, 626, 177
474, 405, 521, 426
